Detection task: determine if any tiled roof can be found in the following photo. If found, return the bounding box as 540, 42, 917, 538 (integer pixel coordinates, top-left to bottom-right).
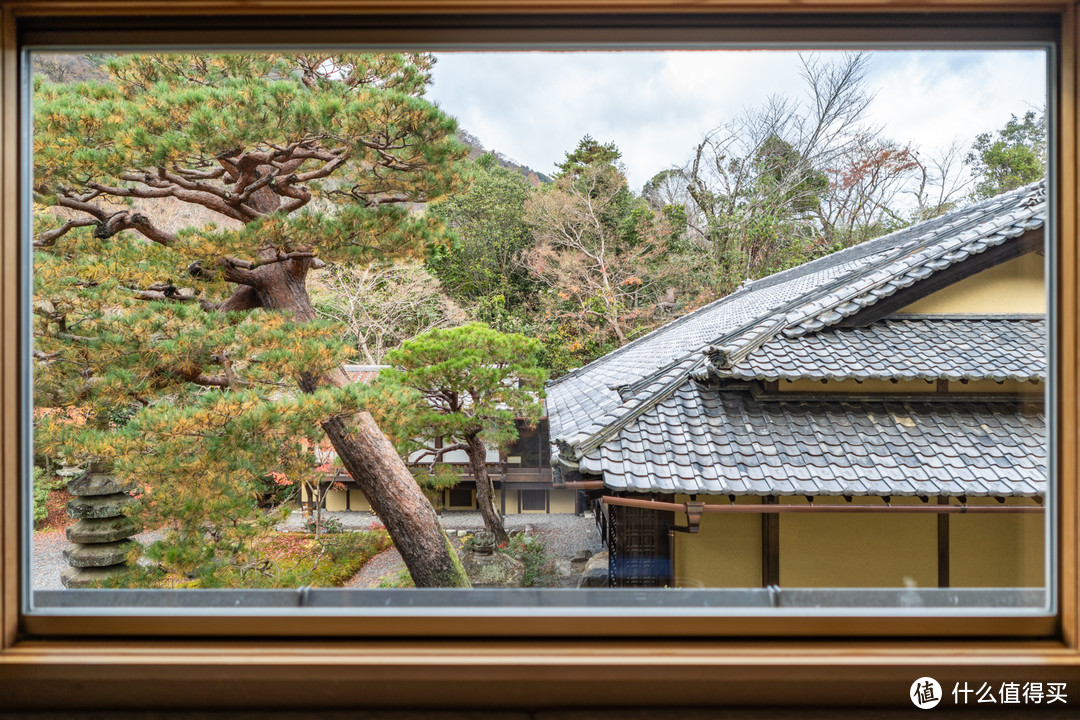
725, 317, 1046, 382
779, 185, 1045, 339
547, 182, 1047, 467
576, 381, 1045, 498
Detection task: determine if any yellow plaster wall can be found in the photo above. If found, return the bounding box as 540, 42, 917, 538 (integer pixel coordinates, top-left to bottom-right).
954, 379, 1043, 395
778, 495, 936, 588
949, 497, 1044, 587
899, 253, 1045, 314
502, 489, 535, 514
348, 490, 371, 512
498, 489, 578, 514
549, 490, 577, 514
672, 495, 761, 588
670, 495, 1042, 588
324, 490, 347, 512
316, 488, 372, 512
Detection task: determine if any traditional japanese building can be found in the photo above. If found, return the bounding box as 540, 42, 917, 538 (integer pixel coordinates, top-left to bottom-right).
315, 365, 578, 516
546, 182, 1047, 588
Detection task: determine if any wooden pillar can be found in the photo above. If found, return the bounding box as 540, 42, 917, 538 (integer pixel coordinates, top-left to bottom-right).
762, 495, 780, 587
937, 496, 950, 588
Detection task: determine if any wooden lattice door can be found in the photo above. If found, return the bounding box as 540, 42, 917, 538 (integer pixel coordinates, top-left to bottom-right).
609, 504, 672, 587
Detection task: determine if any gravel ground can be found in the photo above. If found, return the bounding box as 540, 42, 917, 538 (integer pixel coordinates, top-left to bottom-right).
31, 529, 165, 591
277, 509, 603, 559
30, 531, 68, 591
32, 511, 602, 590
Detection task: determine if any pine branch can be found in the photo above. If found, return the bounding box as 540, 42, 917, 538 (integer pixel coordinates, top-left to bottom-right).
91, 175, 249, 223
34, 217, 98, 247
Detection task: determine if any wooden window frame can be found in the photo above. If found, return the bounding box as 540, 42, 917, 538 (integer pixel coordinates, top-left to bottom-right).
1, 1, 1078, 710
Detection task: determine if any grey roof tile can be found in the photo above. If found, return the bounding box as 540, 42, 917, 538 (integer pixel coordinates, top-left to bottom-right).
548, 182, 1045, 451
590, 380, 1044, 498
727, 318, 1045, 382
547, 183, 1047, 500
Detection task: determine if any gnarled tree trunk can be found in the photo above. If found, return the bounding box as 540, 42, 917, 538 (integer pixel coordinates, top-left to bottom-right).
464, 433, 509, 545
255, 259, 468, 588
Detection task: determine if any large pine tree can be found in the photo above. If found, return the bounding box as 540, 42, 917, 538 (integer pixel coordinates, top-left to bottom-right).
33, 53, 470, 587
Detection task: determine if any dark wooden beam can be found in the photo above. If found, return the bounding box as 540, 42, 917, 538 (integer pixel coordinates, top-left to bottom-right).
762, 495, 780, 588
835, 228, 1043, 328
668, 528, 677, 587
938, 496, 950, 588
560, 480, 606, 490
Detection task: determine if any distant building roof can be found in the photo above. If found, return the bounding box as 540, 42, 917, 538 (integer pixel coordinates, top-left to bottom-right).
342, 364, 387, 384
546, 181, 1047, 497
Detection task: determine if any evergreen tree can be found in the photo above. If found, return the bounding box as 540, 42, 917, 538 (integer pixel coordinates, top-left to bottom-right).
968, 109, 1046, 199
426, 154, 537, 311
379, 324, 546, 545
554, 134, 623, 178
33, 53, 470, 587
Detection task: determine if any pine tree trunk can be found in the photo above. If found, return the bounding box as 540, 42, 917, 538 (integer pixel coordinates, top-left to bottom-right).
254, 260, 469, 588
465, 433, 509, 545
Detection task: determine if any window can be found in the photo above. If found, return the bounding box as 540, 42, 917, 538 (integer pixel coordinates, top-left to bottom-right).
2, 3, 1079, 711
29, 45, 1052, 602
519, 489, 547, 512
447, 487, 476, 510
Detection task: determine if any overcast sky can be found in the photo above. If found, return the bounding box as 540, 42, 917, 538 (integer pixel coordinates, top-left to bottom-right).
426, 50, 1047, 191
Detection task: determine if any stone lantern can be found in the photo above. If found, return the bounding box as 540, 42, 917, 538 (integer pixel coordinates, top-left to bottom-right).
60, 462, 138, 588
460, 530, 524, 588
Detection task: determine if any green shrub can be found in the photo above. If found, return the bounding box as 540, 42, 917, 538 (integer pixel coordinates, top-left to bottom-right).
32, 467, 64, 529
303, 515, 344, 535
104, 529, 392, 589
499, 531, 553, 587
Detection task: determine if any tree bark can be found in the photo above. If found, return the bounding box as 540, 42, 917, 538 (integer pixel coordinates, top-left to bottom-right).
464, 433, 509, 546
255, 259, 469, 588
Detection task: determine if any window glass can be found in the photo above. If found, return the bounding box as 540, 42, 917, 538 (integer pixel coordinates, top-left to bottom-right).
28, 46, 1052, 614
520, 489, 547, 512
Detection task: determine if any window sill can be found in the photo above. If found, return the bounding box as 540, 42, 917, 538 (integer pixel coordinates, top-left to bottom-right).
2, 637, 1079, 710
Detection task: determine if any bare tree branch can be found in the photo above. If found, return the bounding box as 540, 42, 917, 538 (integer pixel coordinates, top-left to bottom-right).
408, 443, 469, 465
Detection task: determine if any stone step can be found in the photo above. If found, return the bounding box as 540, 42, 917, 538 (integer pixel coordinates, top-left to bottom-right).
63, 539, 134, 568
66, 492, 133, 519
66, 516, 140, 544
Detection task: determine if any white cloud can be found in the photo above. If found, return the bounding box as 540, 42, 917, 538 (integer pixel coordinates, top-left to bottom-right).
428, 49, 1047, 191
864, 50, 1047, 154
